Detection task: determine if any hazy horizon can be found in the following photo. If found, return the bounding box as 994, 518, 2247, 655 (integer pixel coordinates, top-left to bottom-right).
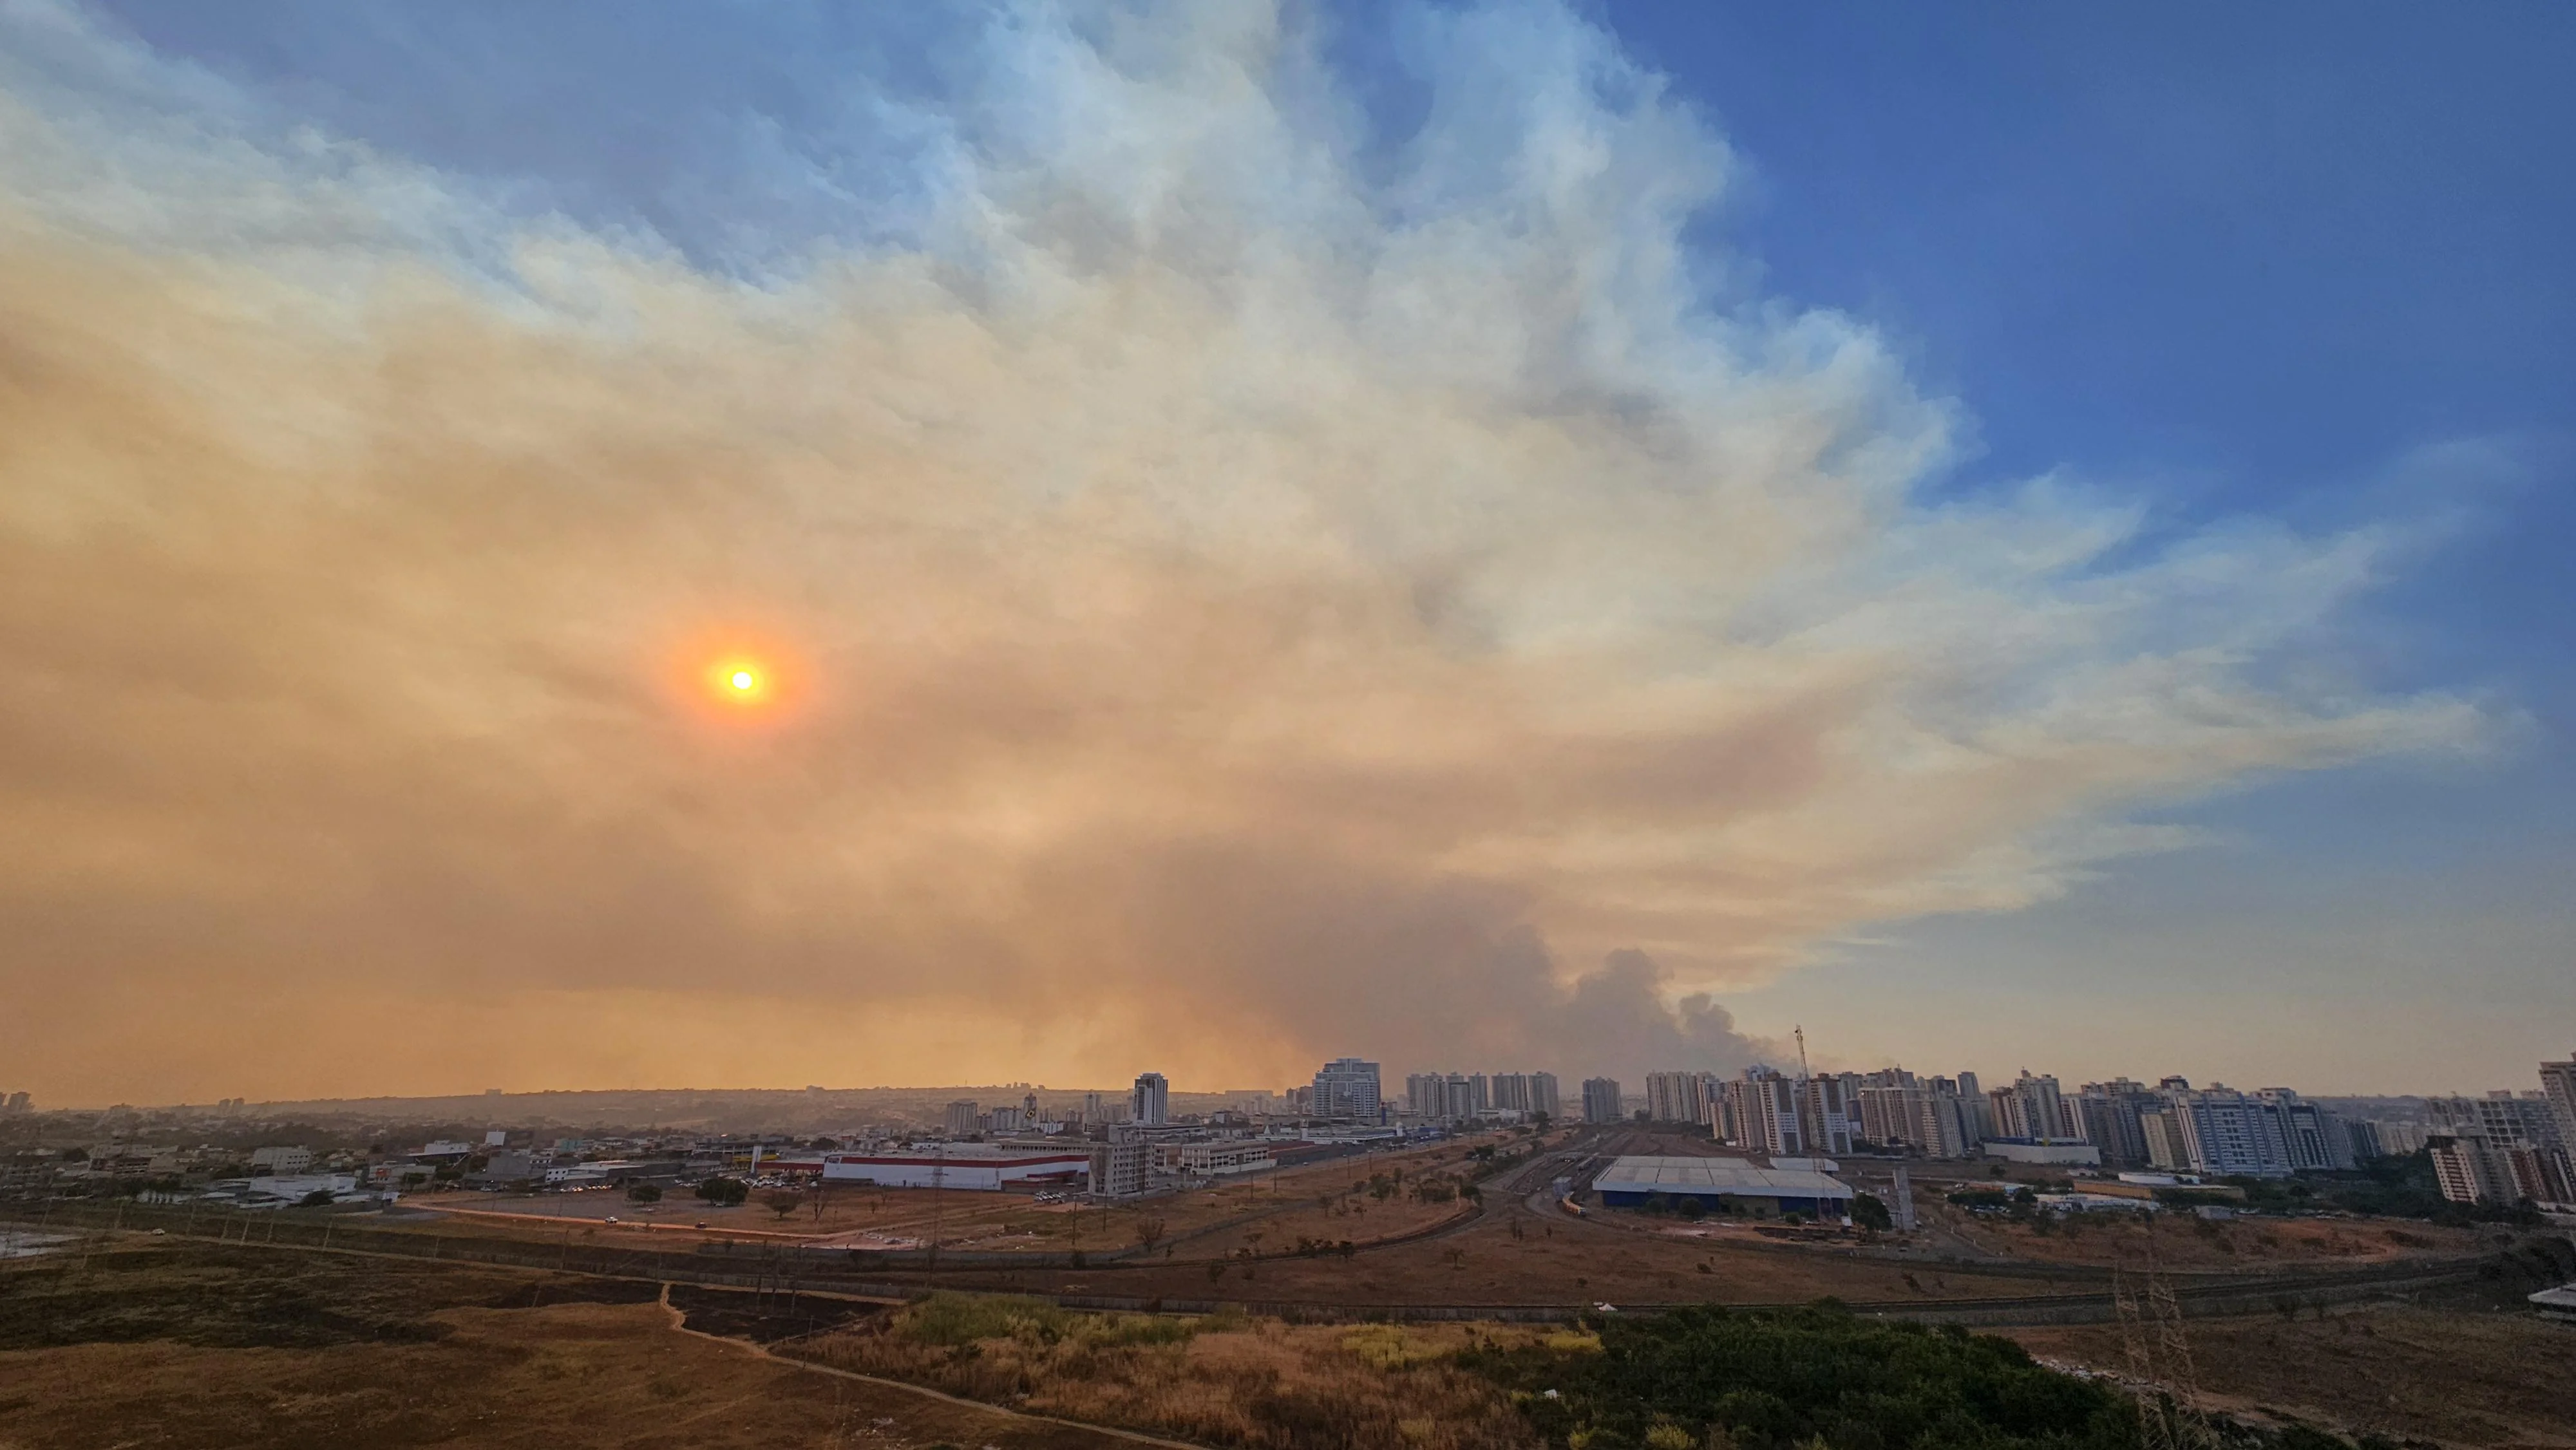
4, 1, 2570, 1107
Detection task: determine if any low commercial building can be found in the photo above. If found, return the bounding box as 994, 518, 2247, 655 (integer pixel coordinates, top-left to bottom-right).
249, 1146, 313, 1176
1589, 1155, 1853, 1218
1982, 1138, 2103, 1167
1166, 1140, 1275, 1177
817, 1146, 1091, 1191
2033, 1192, 2158, 1213
1091, 1139, 1150, 1198
200, 1173, 360, 1209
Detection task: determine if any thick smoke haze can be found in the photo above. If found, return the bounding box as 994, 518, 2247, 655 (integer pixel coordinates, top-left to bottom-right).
0, 1, 2477, 1104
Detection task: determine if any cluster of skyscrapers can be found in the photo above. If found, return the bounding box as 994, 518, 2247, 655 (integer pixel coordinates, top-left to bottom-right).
1401, 1070, 1562, 1122
2421, 1053, 2576, 1208
933, 1048, 2576, 1212
1570, 1052, 2576, 1207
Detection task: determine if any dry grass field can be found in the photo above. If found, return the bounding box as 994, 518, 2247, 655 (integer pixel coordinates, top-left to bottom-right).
0, 1242, 1164, 1450
1903, 1191, 2496, 1270
923, 1189, 2082, 1307
6, 1227, 2565, 1450
795, 1293, 1545, 1450
2011, 1300, 2576, 1450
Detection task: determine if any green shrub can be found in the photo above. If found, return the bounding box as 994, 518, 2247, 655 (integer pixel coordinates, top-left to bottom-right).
1461, 1303, 2137, 1450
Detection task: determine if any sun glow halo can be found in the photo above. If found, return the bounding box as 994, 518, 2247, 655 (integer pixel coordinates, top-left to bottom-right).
703, 654, 773, 709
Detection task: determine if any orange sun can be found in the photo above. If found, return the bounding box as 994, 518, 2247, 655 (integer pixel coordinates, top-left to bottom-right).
708, 657, 770, 705
672, 627, 803, 724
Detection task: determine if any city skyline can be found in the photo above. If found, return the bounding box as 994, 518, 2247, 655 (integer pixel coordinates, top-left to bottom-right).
3, 1, 2570, 1106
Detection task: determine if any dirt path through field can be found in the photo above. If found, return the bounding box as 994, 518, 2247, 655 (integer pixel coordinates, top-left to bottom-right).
656, 1283, 1216, 1450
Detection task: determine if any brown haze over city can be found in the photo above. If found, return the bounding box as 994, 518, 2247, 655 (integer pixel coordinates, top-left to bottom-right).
0, 4, 2484, 1105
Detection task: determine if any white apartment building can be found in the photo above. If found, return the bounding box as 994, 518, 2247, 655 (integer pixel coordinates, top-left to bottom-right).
2166, 1086, 2296, 1178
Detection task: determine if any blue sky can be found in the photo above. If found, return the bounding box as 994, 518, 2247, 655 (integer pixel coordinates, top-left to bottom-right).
1596, 4, 2576, 1089
5, 1, 2567, 1100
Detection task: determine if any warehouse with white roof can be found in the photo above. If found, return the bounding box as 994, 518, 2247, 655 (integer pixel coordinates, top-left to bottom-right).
1591, 1156, 1853, 1218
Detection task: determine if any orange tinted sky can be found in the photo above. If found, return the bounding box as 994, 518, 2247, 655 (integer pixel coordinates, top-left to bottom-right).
5, 1, 2553, 1107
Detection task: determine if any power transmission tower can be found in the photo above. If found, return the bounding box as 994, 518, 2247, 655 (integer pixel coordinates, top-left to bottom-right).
2112, 1261, 2174, 1450
2114, 1232, 2211, 1450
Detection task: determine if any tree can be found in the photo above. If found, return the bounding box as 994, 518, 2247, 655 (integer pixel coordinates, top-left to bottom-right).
696, 1176, 749, 1207
299, 1189, 336, 1209
627, 1182, 663, 1205
1850, 1193, 1893, 1233
764, 1189, 805, 1221
1133, 1216, 1168, 1252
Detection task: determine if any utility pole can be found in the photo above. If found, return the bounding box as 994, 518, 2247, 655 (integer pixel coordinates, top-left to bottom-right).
927, 1140, 944, 1277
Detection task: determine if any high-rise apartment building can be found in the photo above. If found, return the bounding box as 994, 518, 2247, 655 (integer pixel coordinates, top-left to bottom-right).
2164, 1084, 2295, 1177
1580, 1077, 1624, 1124
1311, 1059, 1381, 1120
943, 1100, 980, 1136
2372, 1119, 2427, 1156
2139, 1108, 2188, 1171
1721, 1070, 1804, 1156
1988, 1071, 2081, 1143
1644, 1071, 1710, 1126
1405, 1073, 1447, 1118
2257, 1089, 2357, 1171
1412, 1070, 1558, 1121
1131, 1072, 1170, 1127
2541, 1054, 2576, 1150
1795, 1075, 1854, 1157
2428, 1092, 2562, 1151
2423, 1077, 2576, 1209
1453, 1073, 1486, 1116
1955, 1071, 1991, 1142
2429, 1135, 2513, 1205
2075, 1080, 2158, 1167
1855, 1082, 1973, 1158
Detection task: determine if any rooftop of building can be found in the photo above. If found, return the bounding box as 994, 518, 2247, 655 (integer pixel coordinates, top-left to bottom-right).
1591, 1155, 1852, 1199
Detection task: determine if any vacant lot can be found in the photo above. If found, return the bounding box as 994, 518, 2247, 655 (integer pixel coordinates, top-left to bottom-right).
796, 1294, 1542, 1450
2011, 1300, 2576, 1449
0, 1242, 1157, 1450
1906, 1189, 2495, 1270
924, 1187, 2083, 1308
